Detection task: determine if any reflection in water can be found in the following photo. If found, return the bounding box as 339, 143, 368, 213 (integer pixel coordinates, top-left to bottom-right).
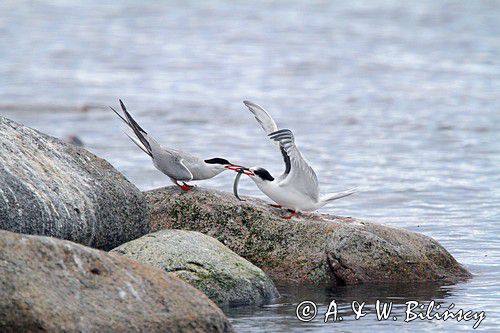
226, 282, 476, 332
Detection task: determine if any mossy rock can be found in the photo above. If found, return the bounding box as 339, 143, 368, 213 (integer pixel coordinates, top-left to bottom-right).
0, 230, 234, 332
144, 186, 471, 286
112, 229, 279, 307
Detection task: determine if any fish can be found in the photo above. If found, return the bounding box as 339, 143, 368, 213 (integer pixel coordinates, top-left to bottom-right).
233, 170, 245, 201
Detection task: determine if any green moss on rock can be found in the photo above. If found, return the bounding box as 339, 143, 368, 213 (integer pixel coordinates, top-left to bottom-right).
111, 229, 279, 307
144, 186, 471, 286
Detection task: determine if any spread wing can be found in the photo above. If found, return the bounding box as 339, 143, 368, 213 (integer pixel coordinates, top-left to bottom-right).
268, 129, 319, 200
243, 101, 278, 134
243, 101, 291, 175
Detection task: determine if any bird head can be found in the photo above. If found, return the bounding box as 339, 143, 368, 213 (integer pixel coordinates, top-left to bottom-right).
204, 158, 253, 175
247, 167, 274, 183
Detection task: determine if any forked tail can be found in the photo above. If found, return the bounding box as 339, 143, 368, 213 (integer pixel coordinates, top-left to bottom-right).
319, 188, 356, 204
110, 100, 153, 157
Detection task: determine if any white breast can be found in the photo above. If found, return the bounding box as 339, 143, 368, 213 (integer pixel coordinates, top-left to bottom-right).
255, 181, 318, 211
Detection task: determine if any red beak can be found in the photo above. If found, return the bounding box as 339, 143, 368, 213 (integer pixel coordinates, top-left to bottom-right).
224, 164, 254, 176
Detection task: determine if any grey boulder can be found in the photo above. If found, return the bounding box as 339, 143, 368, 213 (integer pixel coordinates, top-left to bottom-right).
0, 230, 234, 333
0, 115, 149, 250
145, 186, 472, 286
112, 229, 279, 307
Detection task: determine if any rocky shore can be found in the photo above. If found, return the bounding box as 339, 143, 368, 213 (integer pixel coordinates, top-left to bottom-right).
0, 230, 234, 333
145, 186, 471, 286
111, 229, 279, 307
0, 116, 149, 250
0, 115, 471, 331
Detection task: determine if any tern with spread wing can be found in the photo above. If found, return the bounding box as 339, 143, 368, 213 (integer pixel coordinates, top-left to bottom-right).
111, 100, 247, 191
239, 101, 355, 219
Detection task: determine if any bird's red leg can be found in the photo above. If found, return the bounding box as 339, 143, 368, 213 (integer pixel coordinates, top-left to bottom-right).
282, 210, 299, 219
175, 182, 193, 191
269, 204, 282, 208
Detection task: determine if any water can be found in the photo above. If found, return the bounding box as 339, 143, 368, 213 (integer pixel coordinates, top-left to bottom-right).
1, 1, 499, 331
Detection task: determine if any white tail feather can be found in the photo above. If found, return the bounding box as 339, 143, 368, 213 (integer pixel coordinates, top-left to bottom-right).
124, 131, 150, 156
320, 188, 357, 203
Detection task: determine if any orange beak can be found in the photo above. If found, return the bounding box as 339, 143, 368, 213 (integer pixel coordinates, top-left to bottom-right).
224, 164, 254, 176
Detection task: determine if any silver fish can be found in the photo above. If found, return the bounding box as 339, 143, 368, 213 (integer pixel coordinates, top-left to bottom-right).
233, 171, 245, 201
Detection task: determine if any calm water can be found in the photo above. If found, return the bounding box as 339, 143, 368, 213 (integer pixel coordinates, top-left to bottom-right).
1, 1, 499, 331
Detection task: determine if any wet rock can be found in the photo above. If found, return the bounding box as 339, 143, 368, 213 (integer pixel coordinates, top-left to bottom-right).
145, 186, 472, 286
112, 229, 279, 307
0, 116, 148, 250
0, 230, 234, 333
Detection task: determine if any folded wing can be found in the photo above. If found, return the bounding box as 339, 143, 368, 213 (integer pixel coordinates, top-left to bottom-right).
111, 100, 193, 181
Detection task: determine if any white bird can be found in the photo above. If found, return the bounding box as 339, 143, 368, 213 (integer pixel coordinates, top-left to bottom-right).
241, 101, 355, 219
111, 100, 247, 191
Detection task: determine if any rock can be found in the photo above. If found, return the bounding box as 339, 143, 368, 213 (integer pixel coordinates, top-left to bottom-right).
0, 116, 148, 250
145, 186, 471, 286
111, 229, 279, 307
0, 230, 234, 333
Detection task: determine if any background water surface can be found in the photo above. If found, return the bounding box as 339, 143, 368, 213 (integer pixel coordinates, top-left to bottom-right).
1, 1, 499, 331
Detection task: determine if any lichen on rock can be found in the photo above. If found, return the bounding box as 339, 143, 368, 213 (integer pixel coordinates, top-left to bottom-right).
0, 115, 149, 250
0, 230, 234, 333
112, 229, 279, 307
145, 186, 471, 286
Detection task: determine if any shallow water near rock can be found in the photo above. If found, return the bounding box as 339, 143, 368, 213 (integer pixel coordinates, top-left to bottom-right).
1, 0, 499, 331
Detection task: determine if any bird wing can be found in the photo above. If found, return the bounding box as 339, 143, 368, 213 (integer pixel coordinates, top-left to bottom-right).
243, 101, 278, 134
268, 129, 320, 200
176, 150, 218, 180
243, 101, 291, 175
150, 147, 194, 181
111, 100, 193, 181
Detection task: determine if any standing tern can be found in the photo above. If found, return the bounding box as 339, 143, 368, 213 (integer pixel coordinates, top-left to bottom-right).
239, 101, 355, 219
111, 100, 248, 191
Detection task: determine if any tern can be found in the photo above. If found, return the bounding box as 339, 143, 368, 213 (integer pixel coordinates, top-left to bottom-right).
240, 101, 355, 219
111, 100, 248, 191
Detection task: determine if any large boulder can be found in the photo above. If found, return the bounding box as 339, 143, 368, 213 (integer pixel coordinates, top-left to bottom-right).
0, 116, 148, 250
145, 186, 471, 286
0, 230, 234, 333
112, 229, 279, 307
